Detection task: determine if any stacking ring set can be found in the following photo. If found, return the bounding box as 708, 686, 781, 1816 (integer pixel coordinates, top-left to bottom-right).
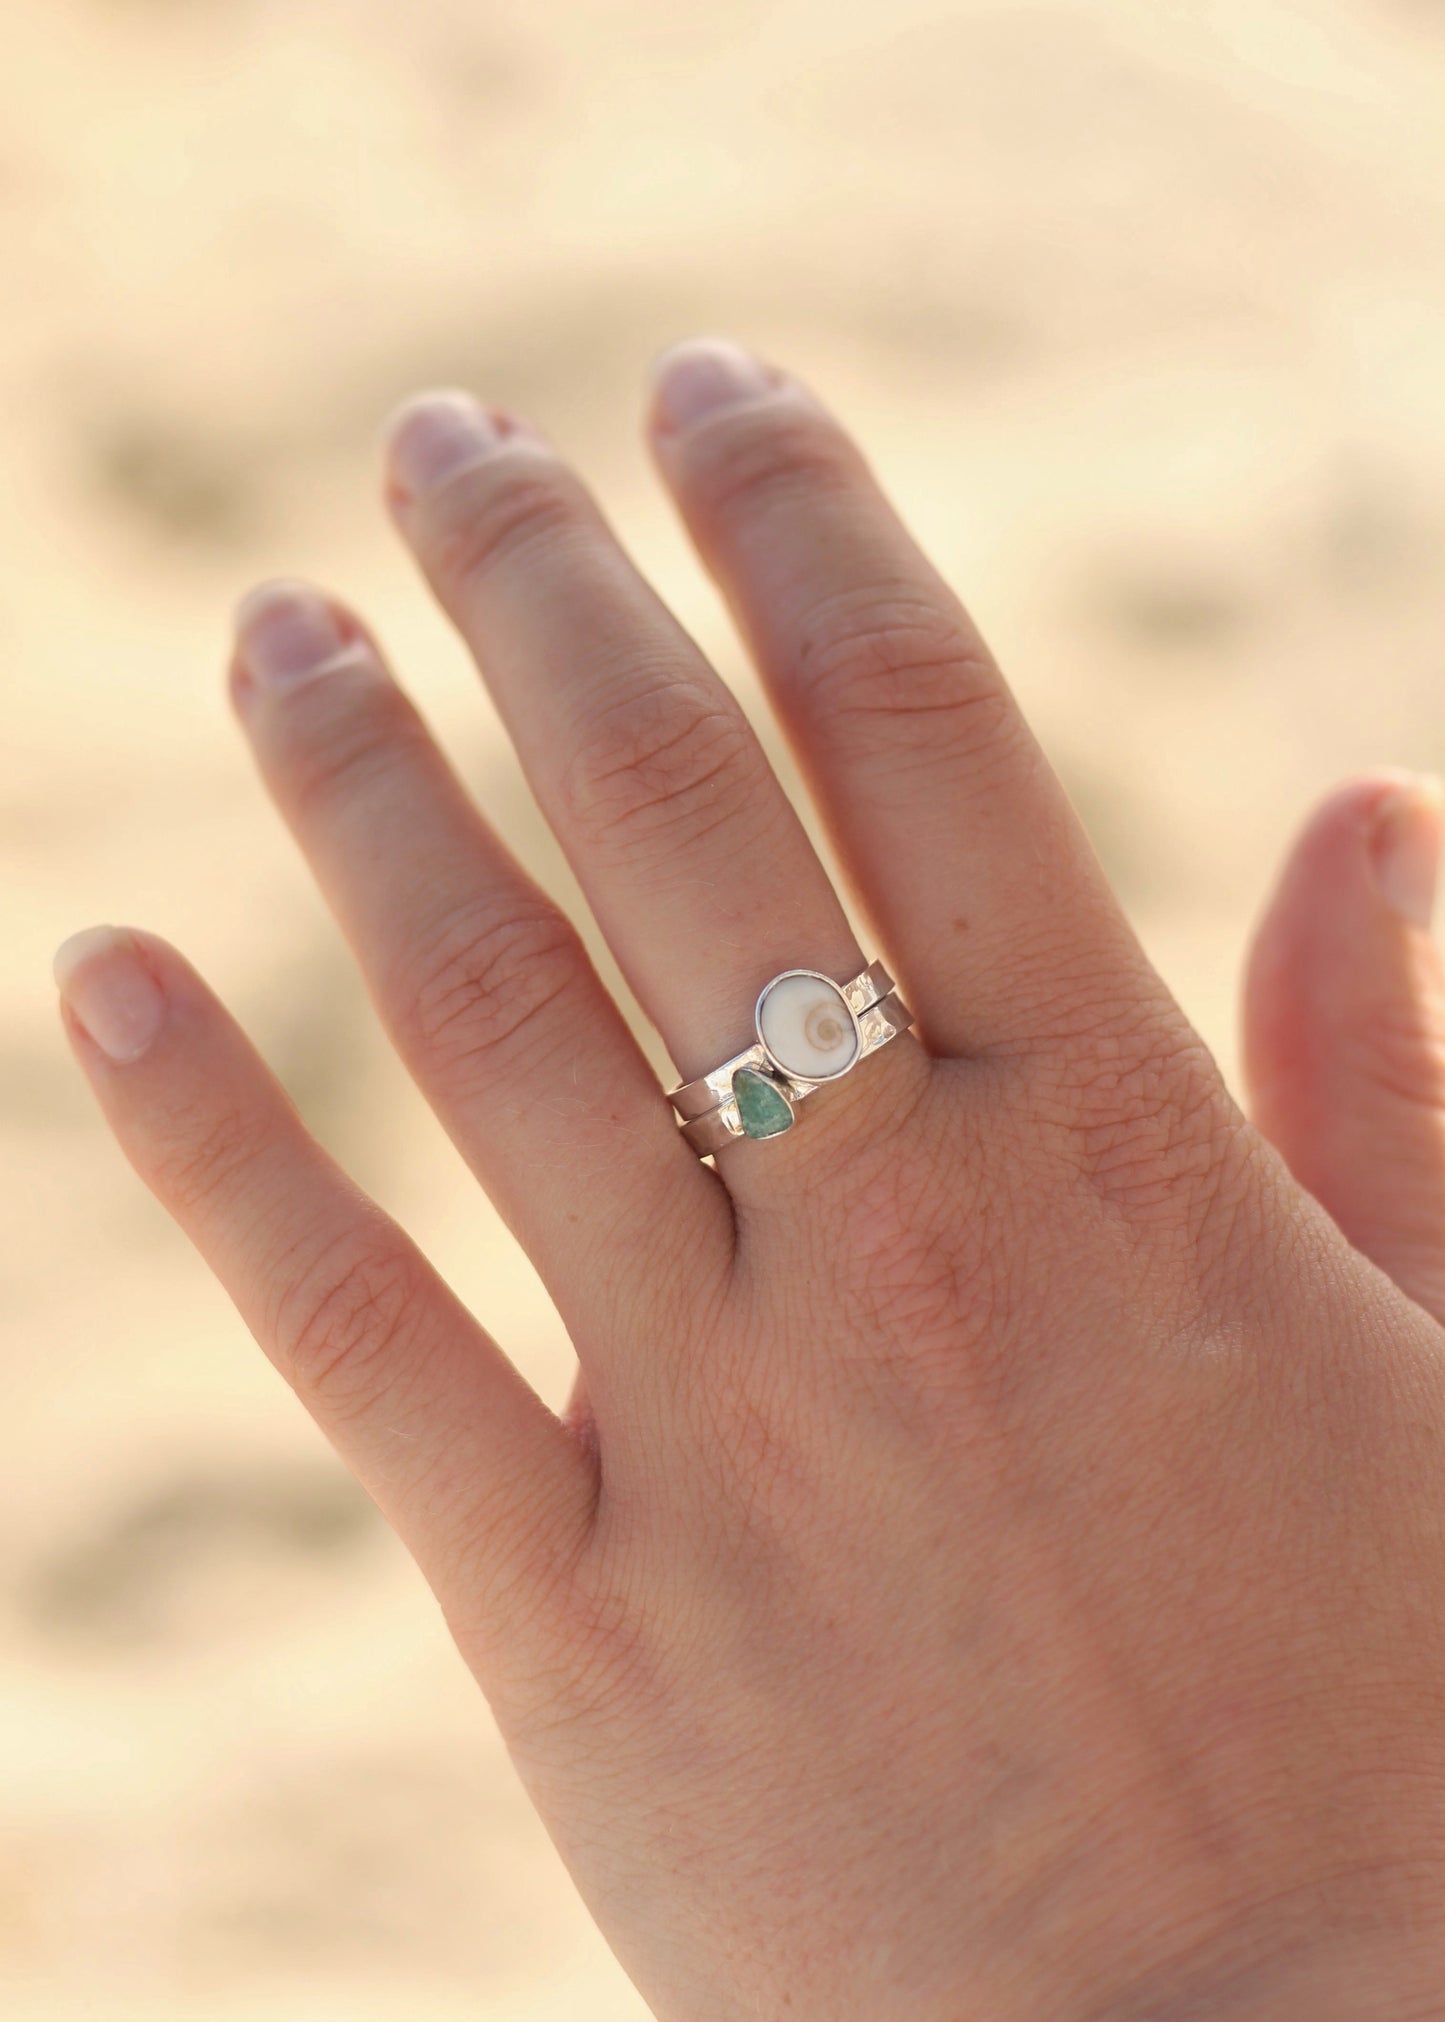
668, 961, 913, 1157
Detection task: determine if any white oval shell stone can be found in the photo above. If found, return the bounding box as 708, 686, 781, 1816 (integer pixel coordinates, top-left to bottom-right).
756, 972, 859, 1081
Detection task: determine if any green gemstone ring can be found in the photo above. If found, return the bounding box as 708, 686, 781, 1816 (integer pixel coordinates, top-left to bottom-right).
668, 962, 913, 1157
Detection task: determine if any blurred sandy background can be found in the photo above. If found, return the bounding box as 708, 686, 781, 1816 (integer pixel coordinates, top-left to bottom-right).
6, 0, 1445, 2014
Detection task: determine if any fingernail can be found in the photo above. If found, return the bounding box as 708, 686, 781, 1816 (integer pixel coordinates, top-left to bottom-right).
1369, 775, 1444, 929
234, 582, 359, 687
54, 927, 165, 1064
651, 338, 777, 435
386, 391, 505, 500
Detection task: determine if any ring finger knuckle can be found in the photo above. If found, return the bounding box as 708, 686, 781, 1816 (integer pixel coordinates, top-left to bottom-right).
794, 590, 1017, 776
560, 678, 756, 860
693, 403, 859, 528
151, 1100, 275, 1218
270, 1227, 428, 1418
397, 896, 588, 1081
279, 676, 429, 826
422, 453, 589, 602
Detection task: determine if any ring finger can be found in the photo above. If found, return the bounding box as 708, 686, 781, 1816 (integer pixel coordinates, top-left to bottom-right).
230, 582, 724, 1351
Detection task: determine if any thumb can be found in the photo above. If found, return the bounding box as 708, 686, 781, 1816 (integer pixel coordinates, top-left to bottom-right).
1244, 772, 1445, 1321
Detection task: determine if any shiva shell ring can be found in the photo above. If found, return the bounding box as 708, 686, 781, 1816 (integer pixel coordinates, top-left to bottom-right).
668, 961, 914, 1157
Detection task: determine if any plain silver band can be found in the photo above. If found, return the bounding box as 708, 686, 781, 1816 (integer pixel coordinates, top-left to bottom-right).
668, 960, 897, 1122
680, 992, 914, 1156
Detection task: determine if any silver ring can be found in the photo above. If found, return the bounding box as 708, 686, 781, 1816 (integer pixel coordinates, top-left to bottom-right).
667, 961, 913, 1156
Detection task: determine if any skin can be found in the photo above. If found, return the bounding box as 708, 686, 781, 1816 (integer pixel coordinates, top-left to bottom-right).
53, 339, 1445, 2019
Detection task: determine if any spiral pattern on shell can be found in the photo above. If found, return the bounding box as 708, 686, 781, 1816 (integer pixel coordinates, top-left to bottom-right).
804, 1004, 848, 1053
756, 972, 861, 1082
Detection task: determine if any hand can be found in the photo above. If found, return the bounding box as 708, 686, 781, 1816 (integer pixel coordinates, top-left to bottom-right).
55, 340, 1445, 2021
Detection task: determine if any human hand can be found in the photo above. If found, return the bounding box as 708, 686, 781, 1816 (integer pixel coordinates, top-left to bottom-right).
55, 341, 1445, 2020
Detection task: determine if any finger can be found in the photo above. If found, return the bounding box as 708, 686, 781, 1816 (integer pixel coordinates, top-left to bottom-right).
1244, 773, 1445, 1321
229, 580, 727, 1334
648, 340, 1147, 1056
382, 395, 883, 1109
54, 926, 593, 1662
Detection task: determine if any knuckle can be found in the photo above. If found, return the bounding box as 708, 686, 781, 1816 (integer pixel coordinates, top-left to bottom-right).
269, 1227, 427, 1416
559, 678, 755, 857
794, 589, 1017, 773
397, 896, 586, 1080
693, 403, 860, 526
423, 455, 586, 595
281, 677, 429, 827
152, 1101, 274, 1216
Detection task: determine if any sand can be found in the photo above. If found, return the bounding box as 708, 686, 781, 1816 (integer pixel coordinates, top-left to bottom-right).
6, 0, 1445, 2013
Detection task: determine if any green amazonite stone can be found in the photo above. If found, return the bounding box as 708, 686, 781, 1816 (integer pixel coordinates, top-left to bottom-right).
732, 1066, 794, 1140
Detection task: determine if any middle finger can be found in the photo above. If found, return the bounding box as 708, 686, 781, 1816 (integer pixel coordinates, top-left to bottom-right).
385, 396, 875, 1102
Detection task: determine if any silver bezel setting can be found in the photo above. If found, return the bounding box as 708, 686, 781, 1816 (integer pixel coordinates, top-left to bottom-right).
753, 968, 862, 1085
667, 960, 913, 1156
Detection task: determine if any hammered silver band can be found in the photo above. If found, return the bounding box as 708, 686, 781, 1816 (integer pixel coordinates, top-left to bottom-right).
667, 960, 913, 1157
669, 961, 897, 1120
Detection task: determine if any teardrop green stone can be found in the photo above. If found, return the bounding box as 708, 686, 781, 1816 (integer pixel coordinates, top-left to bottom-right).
732, 1066, 795, 1140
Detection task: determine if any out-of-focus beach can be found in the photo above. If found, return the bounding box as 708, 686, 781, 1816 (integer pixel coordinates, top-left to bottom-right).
6, 1, 1445, 2014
